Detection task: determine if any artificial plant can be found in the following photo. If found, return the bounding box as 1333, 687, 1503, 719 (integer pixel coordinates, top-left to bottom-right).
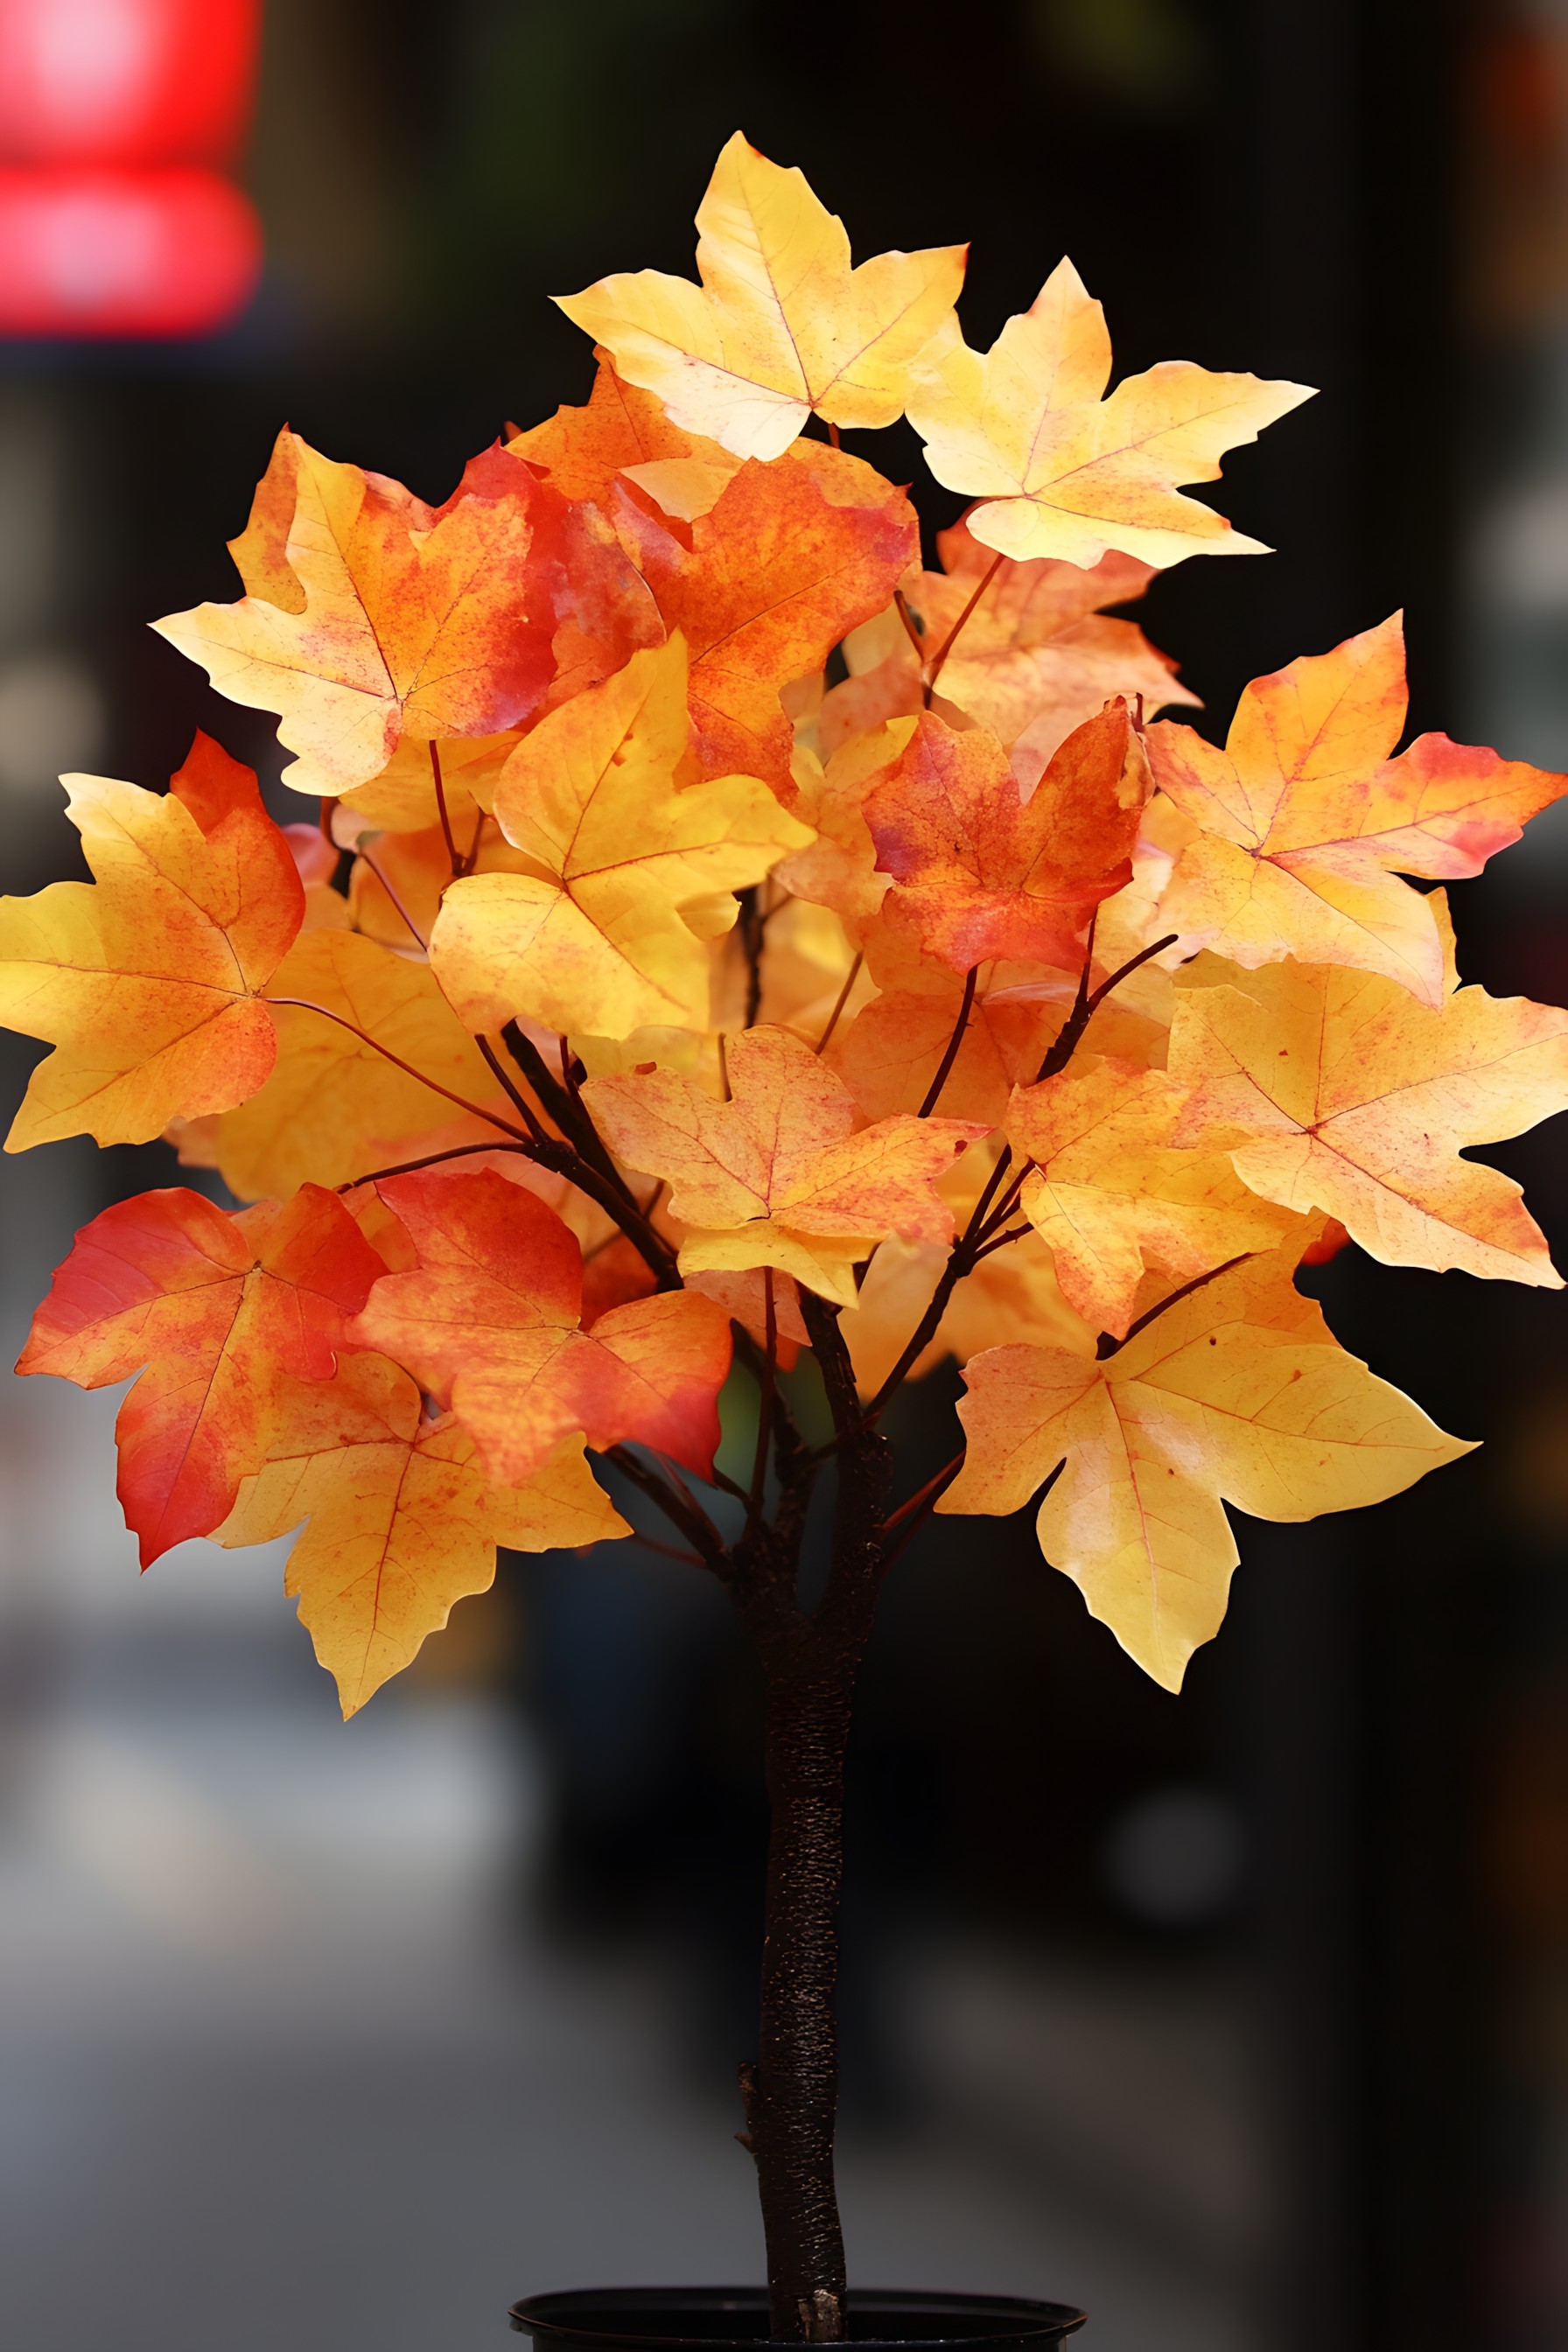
3, 133, 1564, 2342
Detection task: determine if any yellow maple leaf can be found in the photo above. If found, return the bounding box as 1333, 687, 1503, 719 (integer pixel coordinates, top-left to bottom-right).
908, 258, 1312, 567
0, 739, 303, 1150
1169, 921, 1568, 1286
428, 638, 811, 1040
556, 133, 965, 460
212, 928, 508, 1199
584, 1023, 985, 1306
940, 1242, 1474, 1690
1148, 612, 1568, 1004
215, 1354, 628, 1716
1010, 1054, 1301, 1336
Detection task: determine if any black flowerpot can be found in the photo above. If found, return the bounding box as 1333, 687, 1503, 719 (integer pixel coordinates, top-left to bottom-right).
509, 2288, 1087, 2349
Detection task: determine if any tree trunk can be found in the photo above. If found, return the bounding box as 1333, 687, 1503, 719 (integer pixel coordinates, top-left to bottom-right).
738, 1424, 889, 2342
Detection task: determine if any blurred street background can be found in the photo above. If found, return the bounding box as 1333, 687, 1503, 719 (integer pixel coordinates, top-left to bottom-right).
0, 4, 1565, 2349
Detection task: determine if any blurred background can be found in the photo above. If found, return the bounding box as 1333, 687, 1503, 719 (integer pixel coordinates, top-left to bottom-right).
0, 3, 1564, 2348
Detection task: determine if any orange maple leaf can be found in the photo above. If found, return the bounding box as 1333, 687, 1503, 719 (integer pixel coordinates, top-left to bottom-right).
612, 439, 919, 798
1169, 920, 1568, 1286
557, 134, 965, 460
584, 1024, 985, 1306
0, 734, 304, 1151
908, 259, 1312, 568
822, 520, 1197, 770
941, 1242, 1473, 1689
17, 1183, 385, 1564
354, 1168, 732, 1486
429, 638, 811, 1040
1147, 612, 1568, 1004
215, 1353, 628, 1715
154, 431, 661, 798
510, 349, 744, 522
864, 703, 1151, 974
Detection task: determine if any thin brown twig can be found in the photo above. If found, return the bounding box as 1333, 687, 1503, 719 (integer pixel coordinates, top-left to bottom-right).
917, 964, 978, 1117
474, 1037, 548, 1141
880, 1454, 965, 1572
626, 1534, 708, 1571
459, 805, 486, 876
336, 1139, 532, 1193
881, 1452, 965, 1536
428, 741, 460, 875
923, 550, 1004, 704
268, 1000, 531, 1141
605, 1445, 728, 1572
354, 851, 428, 951
972, 1222, 1032, 1261
1096, 1252, 1256, 1359
814, 954, 862, 1056
892, 589, 926, 664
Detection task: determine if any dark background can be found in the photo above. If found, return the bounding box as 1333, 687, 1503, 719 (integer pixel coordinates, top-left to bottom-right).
1, 5, 1564, 2351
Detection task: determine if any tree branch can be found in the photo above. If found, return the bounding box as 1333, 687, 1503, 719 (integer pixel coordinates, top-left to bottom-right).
605, 1445, 728, 1573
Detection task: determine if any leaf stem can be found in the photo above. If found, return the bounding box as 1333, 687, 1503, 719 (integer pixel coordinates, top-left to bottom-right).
923, 551, 1004, 704
1096, 1252, 1256, 1359
429, 741, 461, 876
336, 1139, 534, 1192
353, 851, 428, 951
813, 954, 863, 1057
917, 964, 977, 1116
267, 998, 533, 1142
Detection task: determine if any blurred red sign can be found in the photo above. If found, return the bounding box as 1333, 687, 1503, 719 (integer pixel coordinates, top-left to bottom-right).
0, 165, 261, 336
0, 0, 262, 336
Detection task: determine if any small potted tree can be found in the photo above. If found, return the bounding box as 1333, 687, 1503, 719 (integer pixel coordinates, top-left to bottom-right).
3, 136, 1564, 2350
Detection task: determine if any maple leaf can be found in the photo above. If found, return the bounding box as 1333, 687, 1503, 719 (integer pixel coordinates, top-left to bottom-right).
556, 133, 965, 460
0, 735, 304, 1151
335, 730, 523, 838
17, 1184, 384, 1565
428, 638, 811, 1040
1147, 612, 1568, 1005
940, 1242, 1474, 1690
214, 1353, 628, 1716
211, 928, 509, 1199
864, 702, 1151, 974
907, 258, 1313, 568
1168, 927, 1568, 1286
1008, 1054, 1302, 1337
510, 348, 744, 519
822, 523, 1197, 772
611, 439, 919, 798
354, 1168, 732, 1485
584, 1024, 985, 1306
154, 431, 661, 798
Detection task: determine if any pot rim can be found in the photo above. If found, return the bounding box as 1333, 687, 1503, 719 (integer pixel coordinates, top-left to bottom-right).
508, 2286, 1088, 2346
